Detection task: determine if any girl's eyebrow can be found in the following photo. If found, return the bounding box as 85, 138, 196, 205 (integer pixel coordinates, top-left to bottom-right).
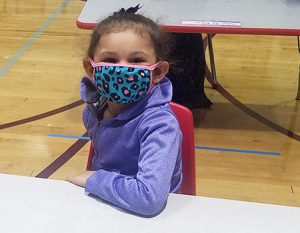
130, 51, 150, 56
98, 51, 117, 56
98, 50, 150, 57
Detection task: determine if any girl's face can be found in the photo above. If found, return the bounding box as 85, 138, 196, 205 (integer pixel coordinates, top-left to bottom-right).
94, 29, 156, 66
89, 29, 168, 85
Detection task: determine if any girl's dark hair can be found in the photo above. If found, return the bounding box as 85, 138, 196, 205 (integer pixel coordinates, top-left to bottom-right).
87, 9, 172, 61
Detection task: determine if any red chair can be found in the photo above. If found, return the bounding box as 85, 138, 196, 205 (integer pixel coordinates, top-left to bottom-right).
86, 102, 196, 195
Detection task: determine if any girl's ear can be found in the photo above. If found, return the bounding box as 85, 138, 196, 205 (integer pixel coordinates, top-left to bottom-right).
152, 61, 169, 84
83, 58, 94, 78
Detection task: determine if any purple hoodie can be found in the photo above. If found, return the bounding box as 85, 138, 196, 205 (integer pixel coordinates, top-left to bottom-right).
82, 77, 182, 216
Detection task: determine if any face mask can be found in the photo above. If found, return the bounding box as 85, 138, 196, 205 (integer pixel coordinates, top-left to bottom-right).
90, 60, 159, 104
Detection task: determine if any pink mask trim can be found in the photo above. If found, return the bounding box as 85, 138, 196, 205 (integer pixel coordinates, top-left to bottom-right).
89, 59, 160, 71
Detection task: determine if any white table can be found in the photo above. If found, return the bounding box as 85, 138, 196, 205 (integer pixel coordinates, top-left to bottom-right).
77, 0, 300, 99
1, 173, 300, 233
77, 0, 300, 35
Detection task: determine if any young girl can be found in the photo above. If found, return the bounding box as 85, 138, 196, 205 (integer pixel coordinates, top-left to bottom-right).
67, 8, 182, 217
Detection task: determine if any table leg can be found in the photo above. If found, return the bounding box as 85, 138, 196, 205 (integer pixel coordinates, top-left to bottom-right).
207, 34, 218, 88
297, 36, 300, 100
297, 63, 300, 100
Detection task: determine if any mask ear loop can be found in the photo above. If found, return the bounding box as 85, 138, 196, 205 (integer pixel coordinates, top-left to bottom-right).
147, 62, 160, 94
88, 58, 97, 80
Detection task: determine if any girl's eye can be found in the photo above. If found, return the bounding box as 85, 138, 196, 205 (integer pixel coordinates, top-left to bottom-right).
131, 58, 145, 64
102, 58, 117, 63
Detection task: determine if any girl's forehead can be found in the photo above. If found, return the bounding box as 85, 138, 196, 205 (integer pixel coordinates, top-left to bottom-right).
97, 30, 154, 52
102, 29, 151, 41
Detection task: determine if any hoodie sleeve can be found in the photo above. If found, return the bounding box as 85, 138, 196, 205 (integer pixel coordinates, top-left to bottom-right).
85, 109, 182, 216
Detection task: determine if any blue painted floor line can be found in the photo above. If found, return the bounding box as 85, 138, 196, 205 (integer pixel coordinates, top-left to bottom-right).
196, 146, 281, 156
0, 0, 70, 78
47, 134, 90, 140
47, 134, 281, 156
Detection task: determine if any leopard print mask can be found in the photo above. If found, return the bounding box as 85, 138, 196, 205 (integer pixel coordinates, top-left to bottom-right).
90, 60, 159, 104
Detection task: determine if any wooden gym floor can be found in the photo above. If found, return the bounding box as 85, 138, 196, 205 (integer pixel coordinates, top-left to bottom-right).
0, 0, 299, 207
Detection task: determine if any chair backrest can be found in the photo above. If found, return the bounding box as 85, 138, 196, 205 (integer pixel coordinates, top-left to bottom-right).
86, 102, 196, 195
169, 102, 196, 195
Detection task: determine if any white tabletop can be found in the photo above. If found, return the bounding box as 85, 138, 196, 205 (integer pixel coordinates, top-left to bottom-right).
77, 0, 300, 35
1, 173, 300, 233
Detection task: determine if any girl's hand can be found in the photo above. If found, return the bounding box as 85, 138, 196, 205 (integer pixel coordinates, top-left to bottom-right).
66, 171, 95, 187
